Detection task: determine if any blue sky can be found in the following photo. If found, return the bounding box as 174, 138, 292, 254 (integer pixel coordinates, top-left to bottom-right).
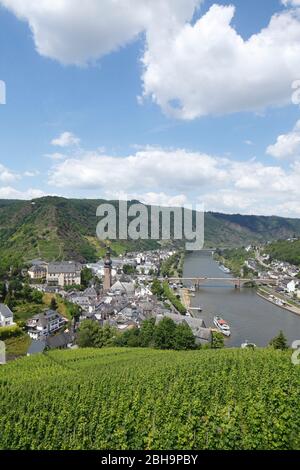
1, 0, 300, 216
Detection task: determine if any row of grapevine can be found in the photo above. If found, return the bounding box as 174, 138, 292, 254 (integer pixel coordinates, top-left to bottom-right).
0, 347, 300, 450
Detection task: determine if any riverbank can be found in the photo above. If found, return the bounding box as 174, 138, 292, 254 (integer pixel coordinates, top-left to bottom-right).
257, 288, 300, 317
180, 288, 191, 311
160, 250, 184, 277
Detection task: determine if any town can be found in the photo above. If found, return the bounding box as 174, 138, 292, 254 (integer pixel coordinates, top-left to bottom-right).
0, 247, 214, 360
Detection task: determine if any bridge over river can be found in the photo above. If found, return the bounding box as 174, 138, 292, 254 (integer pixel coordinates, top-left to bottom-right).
159, 276, 282, 289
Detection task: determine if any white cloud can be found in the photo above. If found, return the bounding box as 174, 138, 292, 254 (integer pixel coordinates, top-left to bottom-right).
48, 147, 227, 191
142, 5, 300, 119
0, 187, 46, 200
282, 1, 300, 6
51, 131, 80, 147
0, 0, 199, 65
47, 145, 300, 216
266, 120, 300, 159
244, 140, 253, 146
3, 1, 300, 118
138, 192, 188, 207
0, 164, 20, 184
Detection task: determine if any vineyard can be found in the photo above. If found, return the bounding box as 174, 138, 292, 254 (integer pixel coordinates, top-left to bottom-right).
0, 348, 300, 450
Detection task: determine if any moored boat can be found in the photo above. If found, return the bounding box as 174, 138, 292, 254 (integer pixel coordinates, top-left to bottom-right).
241, 340, 257, 349
219, 264, 230, 274
213, 316, 231, 336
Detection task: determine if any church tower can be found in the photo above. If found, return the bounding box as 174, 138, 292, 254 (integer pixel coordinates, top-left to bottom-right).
103, 246, 112, 292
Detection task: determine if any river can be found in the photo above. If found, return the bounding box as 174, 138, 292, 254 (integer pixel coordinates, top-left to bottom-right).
184, 251, 300, 347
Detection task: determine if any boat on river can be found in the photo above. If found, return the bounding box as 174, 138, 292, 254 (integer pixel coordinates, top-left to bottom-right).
241, 341, 257, 349
219, 264, 230, 274
213, 316, 231, 336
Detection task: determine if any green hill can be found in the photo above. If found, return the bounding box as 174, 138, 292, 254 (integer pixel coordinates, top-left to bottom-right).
0, 196, 300, 266
266, 239, 300, 266
0, 347, 299, 450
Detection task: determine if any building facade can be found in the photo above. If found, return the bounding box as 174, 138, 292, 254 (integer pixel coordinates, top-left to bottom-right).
46, 262, 82, 287
27, 309, 66, 340
28, 264, 47, 280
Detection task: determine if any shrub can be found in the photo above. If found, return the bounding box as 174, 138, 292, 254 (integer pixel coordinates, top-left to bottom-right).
0, 325, 23, 341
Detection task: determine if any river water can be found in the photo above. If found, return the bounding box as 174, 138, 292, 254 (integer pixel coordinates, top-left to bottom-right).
184, 251, 300, 347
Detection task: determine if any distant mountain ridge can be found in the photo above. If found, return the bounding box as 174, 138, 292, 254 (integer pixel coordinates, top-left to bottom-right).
0, 196, 300, 266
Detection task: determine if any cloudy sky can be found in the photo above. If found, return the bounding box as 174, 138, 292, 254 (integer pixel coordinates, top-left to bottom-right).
1, 0, 300, 216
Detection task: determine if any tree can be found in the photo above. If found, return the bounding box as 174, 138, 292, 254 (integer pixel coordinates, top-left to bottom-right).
8, 279, 23, 297
50, 297, 58, 311
4, 292, 14, 310
114, 328, 140, 347
174, 323, 196, 350
139, 318, 155, 347
68, 303, 81, 320
77, 320, 115, 348
99, 324, 116, 347
81, 267, 93, 288
153, 317, 177, 350
123, 264, 136, 275
211, 331, 224, 349
77, 320, 102, 348
31, 290, 43, 304
22, 283, 32, 302
0, 282, 7, 301
269, 331, 288, 350
151, 279, 164, 299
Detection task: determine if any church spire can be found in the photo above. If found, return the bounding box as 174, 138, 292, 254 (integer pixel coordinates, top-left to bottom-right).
103, 245, 112, 292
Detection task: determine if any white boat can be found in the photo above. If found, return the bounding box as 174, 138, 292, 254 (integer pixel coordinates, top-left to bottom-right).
219, 265, 230, 274
213, 316, 231, 337
241, 341, 257, 349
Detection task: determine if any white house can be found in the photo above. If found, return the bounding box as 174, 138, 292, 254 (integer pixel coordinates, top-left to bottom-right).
0, 304, 14, 327
27, 310, 66, 340
287, 280, 297, 294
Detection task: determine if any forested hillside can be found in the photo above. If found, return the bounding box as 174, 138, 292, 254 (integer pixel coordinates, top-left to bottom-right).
266, 239, 300, 265
1, 196, 300, 267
